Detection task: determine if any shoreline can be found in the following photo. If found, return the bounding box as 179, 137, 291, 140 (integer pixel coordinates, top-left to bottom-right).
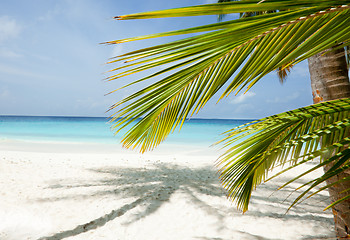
0, 141, 336, 240
0, 138, 220, 156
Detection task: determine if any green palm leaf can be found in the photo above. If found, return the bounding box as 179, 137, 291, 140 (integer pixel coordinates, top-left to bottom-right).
113, 0, 349, 20
216, 98, 350, 212
106, 0, 350, 152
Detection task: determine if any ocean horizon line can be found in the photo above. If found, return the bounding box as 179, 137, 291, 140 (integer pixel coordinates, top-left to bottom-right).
0, 114, 256, 122
0, 115, 253, 146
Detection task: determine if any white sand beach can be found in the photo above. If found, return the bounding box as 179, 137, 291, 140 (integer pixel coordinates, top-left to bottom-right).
0, 140, 336, 240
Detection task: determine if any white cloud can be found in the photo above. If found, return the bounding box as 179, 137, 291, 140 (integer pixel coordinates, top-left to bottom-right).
230, 92, 256, 104
0, 64, 55, 83
30, 53, 53, 62
203, 0, 217, 3
74, 98, 112, 113
266, 92, 300, 103
37, 6, 62, 22
0, 88, 10, 99
234, 103, 255, 114
291, 61, 309, 78
0, 48, 22, 58
0, 16, 21, 43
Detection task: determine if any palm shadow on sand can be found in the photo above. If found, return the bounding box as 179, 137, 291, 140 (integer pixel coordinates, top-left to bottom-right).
38, 162, 228, 239
37, 162, 335, 240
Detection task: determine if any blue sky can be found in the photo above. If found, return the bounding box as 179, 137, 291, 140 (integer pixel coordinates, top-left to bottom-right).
0, 0, 312, 119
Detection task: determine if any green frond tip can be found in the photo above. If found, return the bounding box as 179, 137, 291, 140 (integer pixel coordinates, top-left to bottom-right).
107, 3, 350, 154
114, 0, 350, 20
217, 98, 350, 212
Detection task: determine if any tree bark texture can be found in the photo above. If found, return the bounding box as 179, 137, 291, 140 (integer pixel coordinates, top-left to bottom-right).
308, 47, 350, 239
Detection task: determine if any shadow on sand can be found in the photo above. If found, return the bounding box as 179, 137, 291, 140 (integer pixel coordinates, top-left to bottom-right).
37, 162, 335, 240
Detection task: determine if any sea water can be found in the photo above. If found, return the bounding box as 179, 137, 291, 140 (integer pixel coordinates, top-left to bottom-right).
0, 116, 251, 147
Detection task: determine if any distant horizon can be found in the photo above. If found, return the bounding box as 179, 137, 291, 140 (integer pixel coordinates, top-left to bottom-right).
0, 113, 253, 147
0, 114, 256, 121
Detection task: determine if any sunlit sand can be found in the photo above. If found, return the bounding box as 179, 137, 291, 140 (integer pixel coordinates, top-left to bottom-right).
0, 140, 335, 240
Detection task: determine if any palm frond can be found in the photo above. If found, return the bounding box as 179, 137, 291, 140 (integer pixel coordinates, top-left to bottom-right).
106, 1, 350, 152
277, 64, 293, 83
216, 98, 350, 212
114, 0, 349, 20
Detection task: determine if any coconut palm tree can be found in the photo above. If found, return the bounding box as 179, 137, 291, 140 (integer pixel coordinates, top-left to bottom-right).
308, 50, 350, 239
217, 1, 350, 237
104, 1, 350, 238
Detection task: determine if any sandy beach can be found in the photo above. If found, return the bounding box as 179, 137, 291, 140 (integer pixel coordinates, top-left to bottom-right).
0, 140, 336, 240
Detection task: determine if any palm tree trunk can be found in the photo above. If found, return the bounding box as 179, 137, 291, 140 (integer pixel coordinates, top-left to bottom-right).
308, 47, 350, 239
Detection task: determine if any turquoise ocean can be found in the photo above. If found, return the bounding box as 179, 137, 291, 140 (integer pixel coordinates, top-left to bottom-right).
0, 116, 251, 148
